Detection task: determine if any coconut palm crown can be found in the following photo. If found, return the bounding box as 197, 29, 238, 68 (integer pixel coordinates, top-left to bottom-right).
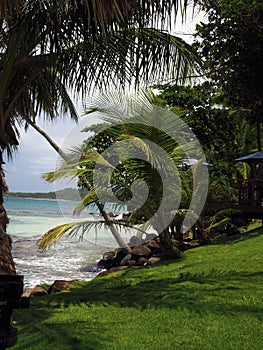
39, 90, 208, 254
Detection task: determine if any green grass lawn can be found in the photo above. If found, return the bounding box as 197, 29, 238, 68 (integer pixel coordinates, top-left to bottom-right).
13, 227, 263, 349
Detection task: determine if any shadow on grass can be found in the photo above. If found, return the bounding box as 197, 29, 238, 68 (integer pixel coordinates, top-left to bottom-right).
13, 303, 114, 350
40, 268, 263, 318
13, 228, 263, 348
13, 264, 263, 349
211, 227, 263, 245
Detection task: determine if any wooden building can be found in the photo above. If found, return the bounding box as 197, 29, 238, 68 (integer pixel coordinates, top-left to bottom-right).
232, 151, 263, 218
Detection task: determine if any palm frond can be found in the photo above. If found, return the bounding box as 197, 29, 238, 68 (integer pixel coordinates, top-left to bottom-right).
39, 221, 82, 250
212, 208, 243, 220
233, 162, 251, 180
39, 218, 146, 250
63, 28, 200, 95
73, 189, 99, 216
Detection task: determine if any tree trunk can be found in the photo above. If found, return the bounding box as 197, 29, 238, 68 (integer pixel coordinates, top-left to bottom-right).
256, 117, 261, 151
159, 228, 180, 259
28, 120, 130, 250
0, 152, 16, 275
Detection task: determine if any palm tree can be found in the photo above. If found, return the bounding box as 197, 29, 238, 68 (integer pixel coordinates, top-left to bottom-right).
0, 1, 202, 346
0, 0, 201, 275
39, 90, 208, 258
0, 19, 79, 275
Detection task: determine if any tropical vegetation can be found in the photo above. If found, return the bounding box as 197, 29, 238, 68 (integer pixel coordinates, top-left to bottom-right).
1, 0, 263, 348
0, 0, 200, 275
6, 188, 82, 201
195, 0, 263, 150
39, 90, 209, 255
39, 0, 263, 254
155, 82, 258, 188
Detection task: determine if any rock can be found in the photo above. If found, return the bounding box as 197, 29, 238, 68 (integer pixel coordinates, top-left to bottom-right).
97, 250, 116, 269
137, 257, 148, 266
22, 289, 32, 298
48, 280, 74, 294
129, 235, 143, 247
102, 250, 116, 260
146, 239, 160, 249
97, 258, 114, 270
97, 266, 129, 277
146, 239, 161, 255
24, 285, 48, 298
131, 245, 152, 257
127, 259, 137, 266
120, 254, 132, 266
147, 257, 161, 265
113, 248, 130, 266
145, 233, 157, 241
97, 248, 130, 270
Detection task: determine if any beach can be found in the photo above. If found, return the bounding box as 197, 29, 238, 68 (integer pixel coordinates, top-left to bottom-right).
5, 197, 130, 288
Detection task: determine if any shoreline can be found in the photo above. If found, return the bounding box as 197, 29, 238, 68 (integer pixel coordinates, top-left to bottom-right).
5, 195, 78, 202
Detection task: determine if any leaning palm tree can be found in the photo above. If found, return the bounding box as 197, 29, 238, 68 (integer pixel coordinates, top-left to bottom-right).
40, 90, 208, 258
1, 1, 200, 271
0, 1, 201, 346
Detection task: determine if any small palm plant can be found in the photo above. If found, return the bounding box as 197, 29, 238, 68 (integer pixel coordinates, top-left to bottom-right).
39, 90, 208, 258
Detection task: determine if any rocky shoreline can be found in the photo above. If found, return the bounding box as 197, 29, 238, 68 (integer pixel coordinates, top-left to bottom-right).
23, 233, 203, 298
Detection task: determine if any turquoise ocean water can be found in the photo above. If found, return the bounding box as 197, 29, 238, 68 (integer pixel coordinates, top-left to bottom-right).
4, 197, 130, 288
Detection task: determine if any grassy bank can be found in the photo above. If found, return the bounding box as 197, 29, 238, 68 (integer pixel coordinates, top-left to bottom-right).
13, 227, 263, 350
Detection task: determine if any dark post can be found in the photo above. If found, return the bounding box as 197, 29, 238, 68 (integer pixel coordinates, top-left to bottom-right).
0, 275, 29, 349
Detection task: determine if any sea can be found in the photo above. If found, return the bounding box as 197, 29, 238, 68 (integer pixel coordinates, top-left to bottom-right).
4, 196, 131, 288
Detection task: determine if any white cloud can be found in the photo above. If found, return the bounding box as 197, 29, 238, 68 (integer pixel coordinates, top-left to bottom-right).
5, 112, 99, 192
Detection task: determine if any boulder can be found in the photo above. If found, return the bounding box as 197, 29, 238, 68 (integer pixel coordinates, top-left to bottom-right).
137, 257, 148, 266
102, 251, 116, 260
120, 253, 132, 266
97, 266, 129, 277
97, 250, 116, 269
97, 258, 114, 270
113, 248, 131, 266
145, 233, 157, 241
129, 235, 144, 247
146, 239, 160, 249
146, 239, 161, 255
147, 257, 161, 265
98, 248, 130, 270
127, 259, 137, 266
131, 245, 152, 257
24, 285, 48, 298
48, 280, 74, 294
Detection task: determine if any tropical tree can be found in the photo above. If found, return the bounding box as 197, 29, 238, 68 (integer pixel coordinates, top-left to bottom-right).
195, 0, 263, 150
39, 90, 208, 258
1, 1, 202, 274
155, 82, 258, 177
0, 10, 79, 275
0, 2, 204, 347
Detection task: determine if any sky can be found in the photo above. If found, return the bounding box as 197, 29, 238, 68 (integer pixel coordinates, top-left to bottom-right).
4, 7, 206, 193
5, 111, 100, 192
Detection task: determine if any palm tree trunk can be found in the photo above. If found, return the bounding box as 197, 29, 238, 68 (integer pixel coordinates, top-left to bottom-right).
28, 119, 130, 250
0, 151, 16, 275
159, 228, 180, 259
256, 117, 261, 151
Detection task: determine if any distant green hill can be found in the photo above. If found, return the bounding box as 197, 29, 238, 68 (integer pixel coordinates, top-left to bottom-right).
6, 187, 84, 201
